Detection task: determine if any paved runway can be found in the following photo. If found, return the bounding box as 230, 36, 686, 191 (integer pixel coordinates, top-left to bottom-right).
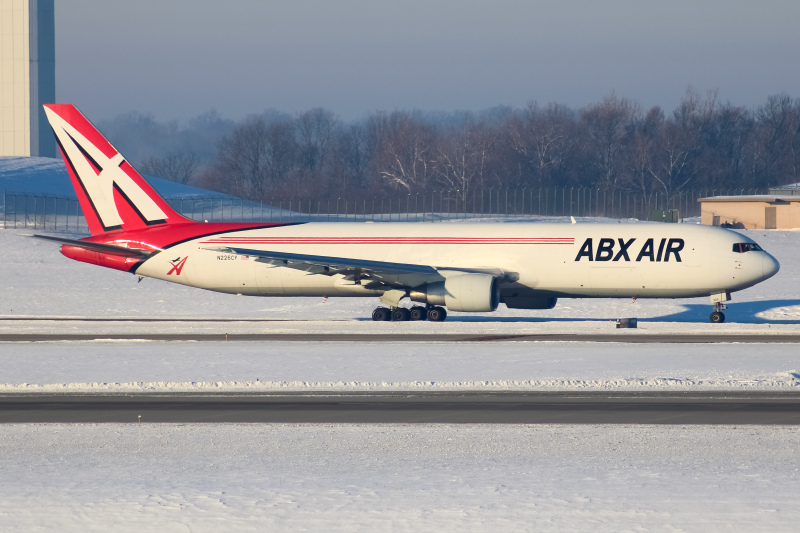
3, 392, 800, 424
3, 332, 800, 343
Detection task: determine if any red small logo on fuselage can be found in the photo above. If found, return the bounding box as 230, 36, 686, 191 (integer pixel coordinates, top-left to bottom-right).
167, 256, 188, 275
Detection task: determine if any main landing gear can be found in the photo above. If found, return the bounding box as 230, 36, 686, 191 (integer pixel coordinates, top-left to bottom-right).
372, 305, 447, 322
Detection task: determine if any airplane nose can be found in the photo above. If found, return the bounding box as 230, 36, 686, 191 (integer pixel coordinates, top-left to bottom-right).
762, 253, 780, 279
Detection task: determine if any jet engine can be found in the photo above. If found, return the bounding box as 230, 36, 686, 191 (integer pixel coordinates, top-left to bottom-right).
409, 274, 500, 312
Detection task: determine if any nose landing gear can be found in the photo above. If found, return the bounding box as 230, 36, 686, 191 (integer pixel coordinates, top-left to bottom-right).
709, 291, 730, 324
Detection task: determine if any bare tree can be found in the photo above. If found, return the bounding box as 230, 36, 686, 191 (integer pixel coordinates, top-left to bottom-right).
628, 106, 664, 193
139, 151, 200, 184
700, 103, 753, 188
369, 111, 435, 192
504, 101, 576, 188
193, 93, 800, 203
433, 118, 496, 203
646, 88, 714, 194
330, 122, 374, 194
752, 93, 800, 187
580, 94, 640, 188
213, 116, 297, 199
296, 108, 339, 173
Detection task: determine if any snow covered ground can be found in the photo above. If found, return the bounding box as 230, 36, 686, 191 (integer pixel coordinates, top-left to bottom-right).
2, 341, 800, 393
2, 220, 800, 531
1, 424, 799, 532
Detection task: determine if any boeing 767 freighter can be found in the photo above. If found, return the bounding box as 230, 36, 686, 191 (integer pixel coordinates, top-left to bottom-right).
35, 104, 779, 323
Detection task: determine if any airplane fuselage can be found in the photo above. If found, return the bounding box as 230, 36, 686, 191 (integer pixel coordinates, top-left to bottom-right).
70, 222, 778, 305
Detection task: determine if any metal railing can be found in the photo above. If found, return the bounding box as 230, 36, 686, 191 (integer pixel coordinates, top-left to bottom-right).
1, 187, 766, 230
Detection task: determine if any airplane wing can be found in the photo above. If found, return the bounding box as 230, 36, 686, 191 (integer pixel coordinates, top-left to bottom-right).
205, 246, 517, 291
205, 246, 440, 289
32, 234, 154, 258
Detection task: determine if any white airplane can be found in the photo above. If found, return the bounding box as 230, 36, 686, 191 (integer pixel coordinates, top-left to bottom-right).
37, 104, 779, 323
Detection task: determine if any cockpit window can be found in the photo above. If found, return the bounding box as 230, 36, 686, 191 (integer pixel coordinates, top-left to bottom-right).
733, 243, 763, 253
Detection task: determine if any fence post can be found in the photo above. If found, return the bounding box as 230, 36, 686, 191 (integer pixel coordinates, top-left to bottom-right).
610, 189, 615, 218
542, 188, 546, 216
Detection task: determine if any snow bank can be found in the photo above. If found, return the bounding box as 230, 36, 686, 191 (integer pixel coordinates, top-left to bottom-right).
3, 374, 800, 393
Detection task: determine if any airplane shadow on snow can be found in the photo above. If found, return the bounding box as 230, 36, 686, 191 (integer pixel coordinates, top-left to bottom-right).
648, 299, 800, 325
441, 299, 800, 324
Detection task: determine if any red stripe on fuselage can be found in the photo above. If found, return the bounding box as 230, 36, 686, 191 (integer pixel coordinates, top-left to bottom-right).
200, 237, 575, 245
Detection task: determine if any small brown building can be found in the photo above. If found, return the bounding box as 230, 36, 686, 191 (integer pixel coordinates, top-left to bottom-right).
699, 195, 800, 229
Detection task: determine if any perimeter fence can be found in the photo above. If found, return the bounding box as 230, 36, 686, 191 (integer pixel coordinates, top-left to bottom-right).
1, 187, 765, 231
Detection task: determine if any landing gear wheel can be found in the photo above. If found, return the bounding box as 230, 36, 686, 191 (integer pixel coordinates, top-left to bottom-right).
710, 311, 725, 323
409, 306, 427, 321
372, 307, 391, 321
427, 306, 447, 322
391, 308, 411, 321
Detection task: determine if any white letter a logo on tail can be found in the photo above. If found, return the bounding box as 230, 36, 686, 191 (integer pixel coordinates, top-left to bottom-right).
44, 104, 184, 234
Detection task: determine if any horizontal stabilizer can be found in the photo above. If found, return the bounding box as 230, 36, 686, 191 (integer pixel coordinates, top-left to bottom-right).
32, 234, 154, 258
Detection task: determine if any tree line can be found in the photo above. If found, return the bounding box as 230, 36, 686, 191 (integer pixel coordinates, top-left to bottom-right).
102, 89, 800, 203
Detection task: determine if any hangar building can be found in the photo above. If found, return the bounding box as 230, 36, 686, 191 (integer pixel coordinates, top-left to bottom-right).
699, 186, 800, 229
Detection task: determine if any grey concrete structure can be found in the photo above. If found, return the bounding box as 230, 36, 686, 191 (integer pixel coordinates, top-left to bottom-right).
0, 0, 55, 157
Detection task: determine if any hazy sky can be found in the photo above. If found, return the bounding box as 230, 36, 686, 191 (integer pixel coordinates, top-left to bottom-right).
57, 0, 800, 122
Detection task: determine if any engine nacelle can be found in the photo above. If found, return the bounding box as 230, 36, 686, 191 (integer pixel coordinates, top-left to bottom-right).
501, 290, 558, 310
409, 274, 500, 312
